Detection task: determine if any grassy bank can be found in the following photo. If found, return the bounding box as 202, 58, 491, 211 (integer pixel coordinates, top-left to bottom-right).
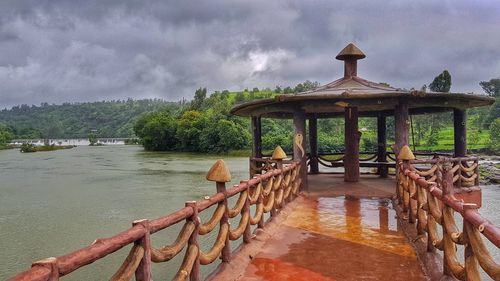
0, 144, 15, 150
20, 144, 75, 153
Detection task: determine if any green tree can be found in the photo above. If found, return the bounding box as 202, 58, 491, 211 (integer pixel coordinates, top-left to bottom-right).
483, 99, 500, 128
198, 117, 250, 152
429, 70, 451, 92
88, 133, 98, 146
191, 88, 207, 110
426, 129, 439, 146
133, 111, 177, 151
176, 111, 205, 151
480, 78, 500, 97
0, 123, 13, 144
489, 118, 500, 153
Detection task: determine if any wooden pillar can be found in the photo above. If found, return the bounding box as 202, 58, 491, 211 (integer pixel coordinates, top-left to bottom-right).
251, 116, 262, 158
453, 109, 467, 157
293, 108, 308, 191
394, 99, 409, 155
344, 106, 360, 182
250, 116, 262, 176
309, 115, 319, 174
377, 115, 388, 177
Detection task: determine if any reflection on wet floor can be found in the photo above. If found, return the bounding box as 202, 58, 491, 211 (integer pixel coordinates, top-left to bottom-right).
243, 196, 425, 281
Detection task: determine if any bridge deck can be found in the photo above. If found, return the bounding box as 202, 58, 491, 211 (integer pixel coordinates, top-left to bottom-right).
211, 174, 427, 281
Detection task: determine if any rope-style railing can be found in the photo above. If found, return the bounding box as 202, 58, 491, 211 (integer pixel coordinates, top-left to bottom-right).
8, 147, 301, 281
396, 146, 499, 280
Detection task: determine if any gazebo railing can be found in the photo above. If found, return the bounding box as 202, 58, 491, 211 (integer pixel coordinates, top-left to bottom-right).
8, 159, 301, 281
397, 155, 499, 280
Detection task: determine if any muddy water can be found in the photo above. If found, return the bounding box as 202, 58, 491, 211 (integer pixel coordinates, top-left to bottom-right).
0, 146, 249, 280
1, 146, 499, 280
244, 196, 426, 281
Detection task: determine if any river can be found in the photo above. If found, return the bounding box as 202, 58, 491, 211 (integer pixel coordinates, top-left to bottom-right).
0, 146, 498, 280
0, 146, 249, 280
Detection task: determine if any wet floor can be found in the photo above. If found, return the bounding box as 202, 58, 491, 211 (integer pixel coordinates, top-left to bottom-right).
242, 195, 425, 281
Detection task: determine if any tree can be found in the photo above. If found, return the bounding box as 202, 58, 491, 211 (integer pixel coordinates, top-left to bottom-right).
133, 111, 178, 151
429, 70, 451, 92
0, 123, 13, 144
479, 78, 500, 97
483, 99, 500, 128
283, 86, 294, 94
88, 133, 98, 146
489, 118, 500, 153
176, 111, 205, 151
190, 87, 207, 110
197, 117, 248, 152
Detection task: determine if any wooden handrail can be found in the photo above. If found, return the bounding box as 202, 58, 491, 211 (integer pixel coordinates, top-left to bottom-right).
397, 158, 500, 280
8, 160, 301, 281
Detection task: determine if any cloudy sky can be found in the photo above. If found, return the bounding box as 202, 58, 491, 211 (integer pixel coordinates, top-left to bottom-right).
0, 0, 499, 107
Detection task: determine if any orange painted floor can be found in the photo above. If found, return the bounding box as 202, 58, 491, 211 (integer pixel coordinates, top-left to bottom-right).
239, 174, 426, 281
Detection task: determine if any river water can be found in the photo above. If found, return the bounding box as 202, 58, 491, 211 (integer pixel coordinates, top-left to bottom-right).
0, 146, 249, 280
0, 146, 498, 280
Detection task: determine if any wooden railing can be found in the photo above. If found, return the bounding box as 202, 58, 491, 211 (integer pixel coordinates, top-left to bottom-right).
8, 159, 300, 281
397, 155, 500, 280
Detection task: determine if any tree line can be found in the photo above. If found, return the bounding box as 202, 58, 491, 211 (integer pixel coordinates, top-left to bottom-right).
1, 74, 499, 154
133, 73, 500, 154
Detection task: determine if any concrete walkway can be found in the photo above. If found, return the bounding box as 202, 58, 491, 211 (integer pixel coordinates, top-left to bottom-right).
211, 174, 427, 281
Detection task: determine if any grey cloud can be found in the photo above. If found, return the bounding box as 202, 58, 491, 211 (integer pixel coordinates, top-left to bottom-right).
0, 0, 499, 107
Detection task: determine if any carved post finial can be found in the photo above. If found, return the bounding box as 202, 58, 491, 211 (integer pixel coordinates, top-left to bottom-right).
272, 145, 287, 160
206, 159, 231, 182
397, 145, 415, 160
272, 145, 286, 170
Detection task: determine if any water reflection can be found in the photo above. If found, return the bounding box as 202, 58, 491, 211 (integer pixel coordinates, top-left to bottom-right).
246, 195, 425, 280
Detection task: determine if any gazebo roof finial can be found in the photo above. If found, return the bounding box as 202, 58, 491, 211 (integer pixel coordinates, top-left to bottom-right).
336, 43, 365, 78
335, 43, 366, 61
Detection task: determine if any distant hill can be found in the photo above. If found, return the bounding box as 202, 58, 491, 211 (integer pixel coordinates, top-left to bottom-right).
0, 99, 181, 138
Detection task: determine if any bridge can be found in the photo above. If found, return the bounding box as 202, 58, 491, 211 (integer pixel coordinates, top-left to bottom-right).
7, 147, 499, 280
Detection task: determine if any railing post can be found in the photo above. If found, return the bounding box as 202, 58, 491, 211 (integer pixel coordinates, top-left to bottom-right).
217, 181, 231, 262
397, 145, 415, 219
441, 161, 454, 277
243, 189, 252, 243
272, 145, 286, 170
272, 145, 286, 217
474, 158, 479, 186
185, 201, 200, 281
206, 159, 231, 263
132, 219, 152, 281
32, 257, 59, 281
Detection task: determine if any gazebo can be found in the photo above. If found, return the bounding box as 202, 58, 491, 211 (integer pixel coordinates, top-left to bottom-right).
230, 43, 494, 188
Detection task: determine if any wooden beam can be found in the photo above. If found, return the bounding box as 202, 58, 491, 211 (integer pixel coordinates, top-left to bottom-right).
453, 109, 467, 157
309, 115, 319, 174
377, 115, 388, 178
394, 99, 409, 154
293, 108, 308, 191
344, 106, 360, 182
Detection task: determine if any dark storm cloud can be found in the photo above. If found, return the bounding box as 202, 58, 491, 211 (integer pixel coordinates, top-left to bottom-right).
0, 0, 499, 107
